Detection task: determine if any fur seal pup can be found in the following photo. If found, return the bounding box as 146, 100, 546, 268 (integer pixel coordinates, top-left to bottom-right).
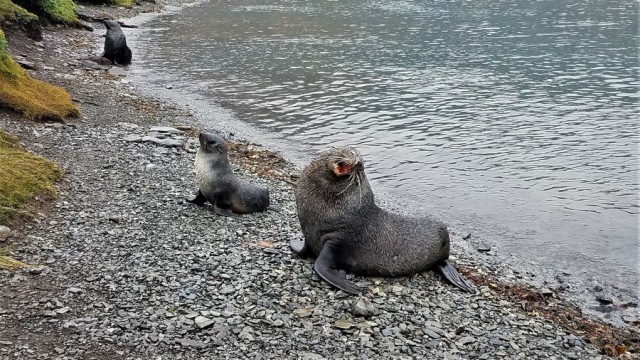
102, 20, 132, 65
291, 146, 475, 294
186, 132, 271, 218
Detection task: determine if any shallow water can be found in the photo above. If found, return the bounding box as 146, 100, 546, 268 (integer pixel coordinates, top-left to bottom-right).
128, 0, 639, 304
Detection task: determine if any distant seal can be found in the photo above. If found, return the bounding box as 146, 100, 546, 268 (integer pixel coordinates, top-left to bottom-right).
291, 146, 475, 294
101, 20, 132, 65
186, 132, 271, 218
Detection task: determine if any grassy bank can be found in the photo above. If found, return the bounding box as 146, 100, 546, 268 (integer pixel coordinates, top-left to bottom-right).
0, 29, 80, 121
0, 130, 61, 225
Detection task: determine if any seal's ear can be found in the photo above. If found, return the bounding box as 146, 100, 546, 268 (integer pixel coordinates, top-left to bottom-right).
333, 162, 352, 176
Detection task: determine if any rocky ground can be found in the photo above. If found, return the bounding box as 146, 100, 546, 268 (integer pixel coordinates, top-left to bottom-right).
0, 2, 636, 359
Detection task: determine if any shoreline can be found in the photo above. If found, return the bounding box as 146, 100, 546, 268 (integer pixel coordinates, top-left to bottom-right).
122, 0, 639, 328
0, 1, 638, 358
121, 0, 640, 328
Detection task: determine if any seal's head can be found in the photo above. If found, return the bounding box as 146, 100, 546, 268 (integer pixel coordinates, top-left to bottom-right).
323, 146, 364, 179
198, 132, 228, 154
301, 146, 369, 202
103, 19, 119, 30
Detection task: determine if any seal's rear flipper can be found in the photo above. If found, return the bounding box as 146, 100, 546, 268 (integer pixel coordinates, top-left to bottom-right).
438, 261, 476, 294
313, 240, 362, 295
185, 190, 207, 205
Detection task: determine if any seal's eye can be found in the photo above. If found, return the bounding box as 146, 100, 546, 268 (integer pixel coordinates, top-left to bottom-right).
333, 162, 352, 176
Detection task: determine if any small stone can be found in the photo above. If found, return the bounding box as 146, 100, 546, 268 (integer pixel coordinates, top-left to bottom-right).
54, 347, 64, 354
300, 352, 325, 360
175, 338, 207, 349
16, 60, 36, 69
593, 285, 604, 292
27, 266, 46, 275
357, 321, 378, 329
83, 61, 109, 70
66, 287, 83, 294
456, 336, 476, 346
166, 84, 173, 89
0, 226, 11, 241
157, 139, 185, 148
194, 316, 215, 329
220, 286, 235, 295
123, 135, 142, 142
391, 285, 404, 293
141, 136, 162, 144
424, 327, 441, 339
293, 307, 313, 317
477, 243, 491, 252
622, 314, 640, 325
149, 126, 184, 134
83, 55, 112, 66
351, 298, 375, 317
334, 319, 354, 330
62, 321, 78, 329
596, 294, 614, 305
85, 275, 100, 282
272, 319, 284, 327
55, 307, 70, 315
541, 288, 554, 297
108, 67, 127, 77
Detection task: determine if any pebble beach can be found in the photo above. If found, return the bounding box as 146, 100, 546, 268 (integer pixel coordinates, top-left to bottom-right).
0, 1, 637, 359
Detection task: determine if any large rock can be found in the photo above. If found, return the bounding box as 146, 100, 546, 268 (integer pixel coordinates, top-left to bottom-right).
0, 226, 11, 242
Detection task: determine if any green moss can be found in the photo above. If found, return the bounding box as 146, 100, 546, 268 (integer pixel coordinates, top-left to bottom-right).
112, 0, 132, 7
40, 0, 77, 23
0, 29, 80, 120
0, 0, 38, 24
0, 130, 62, 225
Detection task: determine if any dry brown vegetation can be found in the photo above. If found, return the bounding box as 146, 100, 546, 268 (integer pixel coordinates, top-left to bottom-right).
459, 266, 640, 358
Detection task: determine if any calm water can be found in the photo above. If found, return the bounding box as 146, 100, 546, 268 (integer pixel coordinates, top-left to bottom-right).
129, 0, 639, 301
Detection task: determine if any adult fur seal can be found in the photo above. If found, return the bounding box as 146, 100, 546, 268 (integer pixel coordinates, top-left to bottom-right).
186, 132, 271, 217
102, 20, 132, 65
291, 146, 475, 294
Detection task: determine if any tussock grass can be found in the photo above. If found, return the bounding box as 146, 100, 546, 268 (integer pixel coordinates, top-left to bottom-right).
0, 29, 80, 121
40, 0, 77, 23
112, 0, 133, 8
0, 130, 62, 225
0, 0, 38, 23
0, 254, 28, 270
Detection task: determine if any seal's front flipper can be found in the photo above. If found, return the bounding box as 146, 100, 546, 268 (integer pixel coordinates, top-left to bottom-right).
213, 203, 243, 219
289, 239, 313, 259
185, 190, 207, 205
437, 261, 476, 294
313, 240, 362, 295
267, 205, 281, 212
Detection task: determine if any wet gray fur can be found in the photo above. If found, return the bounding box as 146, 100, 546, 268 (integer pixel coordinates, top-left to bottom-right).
194, 132, 270, 214
296, 146, 450, 276
102, 20, 132, 65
